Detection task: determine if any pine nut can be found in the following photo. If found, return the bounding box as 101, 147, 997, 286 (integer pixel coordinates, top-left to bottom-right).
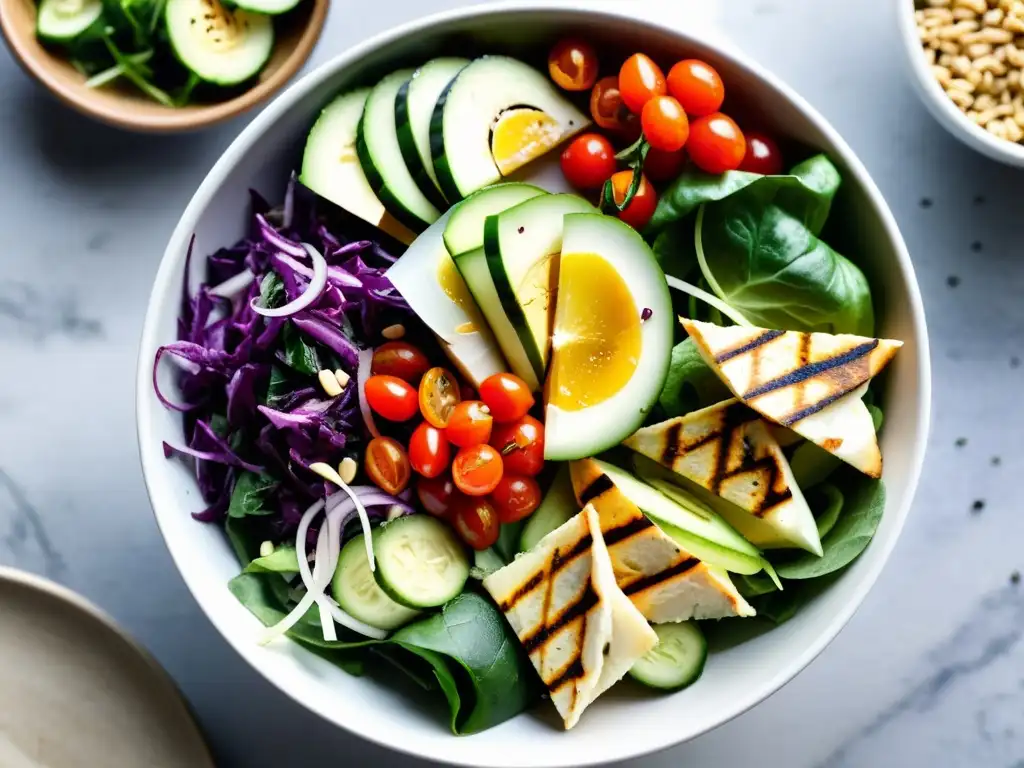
940, 40, 962, 54
338, 456, 358, 484
952, 54, 973, 74
1009, 69, 1022, 89
334, 369, 350, 389
934, 65, 954, 86
976, 104, 1013, 123
260, 540, 274, 557
967, 42, 994, 56
983, 70, 996, 92
1002, 89, 1013, 104
925, 47, 938, 65
984, 7, 1005, 24
965, 26, 1014, 43
948, 88, 975, 108
967, 68, 984, 85
975, 93, 998, 110
318, 369, 342, 397
381, 324, 406, 340
955, 0, 986, 13
928, 0, 952, 6
954, 6, 978, 19
1003, 14, 1024, 32
939, 19, 979, 37
987, 118, 1007, 138
1006, 45, 1024, 67
927, 6, 956, 21
974, 54, 1008, 73
950, 76, 978, 92
968, 109, 986, 123
1005, 117, 1024, 141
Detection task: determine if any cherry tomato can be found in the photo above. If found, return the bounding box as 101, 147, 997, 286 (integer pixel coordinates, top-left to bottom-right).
490, 475, 542, 524
738, 131, 784, 175
548, 38, 599, 92
590, 76, 641, 138
364, 375, 419, 421
687, 113, 747, 174
610, 170, 658, 231
641, 96, 689, 152
490, 416, 545, 477
452, 444, 503, 496
445, 400, 494, 448
618, 53, 667, 114
667, 59, 725, 117
416, 474, 457, 519
418, 367, 461, 428
364, 436, 411, 495
409, 423, 451, 479
370, 341, 430, 382
478, 373, 535, 423
560, 133, 617, 190
643, 146, 687, 182
452, 496, 500, 550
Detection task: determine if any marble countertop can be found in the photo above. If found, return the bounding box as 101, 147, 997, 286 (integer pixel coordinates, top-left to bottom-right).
1, 0, 1022, 765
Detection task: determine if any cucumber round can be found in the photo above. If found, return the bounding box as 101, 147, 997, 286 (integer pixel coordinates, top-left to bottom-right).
628, 622, 707, 691
372, 515, 469, 609
225, 0, 300, 14
165, 0, 273, 87
332, 534, 420, 631
36, 0, 103, 43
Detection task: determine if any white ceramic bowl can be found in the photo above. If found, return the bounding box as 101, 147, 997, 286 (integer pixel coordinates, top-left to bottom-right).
136, 4, 932, 766
898, 0, 1024, 166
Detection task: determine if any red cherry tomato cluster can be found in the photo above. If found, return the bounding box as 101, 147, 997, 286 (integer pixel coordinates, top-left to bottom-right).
549, 41, 784, 232
363, 345, 546, 550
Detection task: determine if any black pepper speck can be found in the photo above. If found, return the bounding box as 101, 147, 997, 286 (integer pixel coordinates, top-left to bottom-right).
971, 499, 985, 514
920, 197, 933, 209
517, 226, 524, 234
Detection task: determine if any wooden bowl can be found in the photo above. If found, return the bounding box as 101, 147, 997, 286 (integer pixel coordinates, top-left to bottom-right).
0, 0, 328, 132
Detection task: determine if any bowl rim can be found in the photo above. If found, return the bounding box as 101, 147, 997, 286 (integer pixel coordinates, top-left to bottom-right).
135, 2, 932, 764
0, 0, 329, 133
897, 0, 1024, 166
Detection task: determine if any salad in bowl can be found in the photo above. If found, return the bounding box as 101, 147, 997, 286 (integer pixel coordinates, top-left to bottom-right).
138, 5, 928, 764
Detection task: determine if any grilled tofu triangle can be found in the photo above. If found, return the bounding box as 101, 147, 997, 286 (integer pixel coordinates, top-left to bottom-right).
681, 319, 901, 478
481, 504, 656, 730
571, 458, 756, 620
623, 400, 822, 555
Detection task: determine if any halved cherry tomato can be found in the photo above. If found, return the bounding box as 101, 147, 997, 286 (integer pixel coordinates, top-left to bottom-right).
445, 401, 494, 448
560, 133, 617, 190
370, 341, 430, 382
738, 131, 784, 175
667, 59, 725, 117
590, 76, 640, 139
452, 496, 500, 550
452, 444, 503, 496
409, 423, 451, 478
478, 373, 535, 423
641, 95, 689, 152
644, 146, 687, 182
418, 367, 461, 428
610, 170, 658, 231
416, 474, 457, 519
364, 375, 419, 421
490, 415, 545, 477
490, 475, 542, 524
548, 38, 599, 92
687, 113, 746, 174
618, 53, 667, 113
364, 436, 411, 495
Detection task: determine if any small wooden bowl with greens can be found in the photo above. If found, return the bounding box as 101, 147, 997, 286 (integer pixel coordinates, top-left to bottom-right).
0, 0, 327, 131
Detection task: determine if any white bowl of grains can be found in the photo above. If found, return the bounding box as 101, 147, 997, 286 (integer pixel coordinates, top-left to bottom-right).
901, 0, 1024, 165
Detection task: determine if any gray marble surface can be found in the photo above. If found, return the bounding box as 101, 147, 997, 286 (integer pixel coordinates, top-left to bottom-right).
1, 0, 1022, 765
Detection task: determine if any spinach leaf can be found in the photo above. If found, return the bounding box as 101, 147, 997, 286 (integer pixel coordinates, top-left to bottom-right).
225, 516, 264, 565
652, 226, 698, 284
263, 365, 296, 409
391, 592, 539, 735
696, 178, 874, 336
748, 581, 813, 625
244, 545, 300, 574
258, 272, 286, 309
228, 471, 278, 518
775, 478, 885, 580
647, 168, 763, 233
280, 322, 322, 375
789, 440, 842, 489
868, 403, 884, 432
811, 484, 845, 539
657, 338, 731, 418
734, 571, 779, 599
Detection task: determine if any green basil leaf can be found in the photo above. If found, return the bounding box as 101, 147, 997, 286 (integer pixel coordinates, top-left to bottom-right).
279, 322, 322, 375
258, 272, 285, 309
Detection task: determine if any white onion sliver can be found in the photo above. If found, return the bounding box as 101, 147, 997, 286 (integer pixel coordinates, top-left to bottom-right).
324, 600, 388, 640
310, 463, 375, 572
666, 274, 753, 328
356, 348, 381, 438
209, 268, 255, 299
313, 525, 337, 642
251, 243, 328, 318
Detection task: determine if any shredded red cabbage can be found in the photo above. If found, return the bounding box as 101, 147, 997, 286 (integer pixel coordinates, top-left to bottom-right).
155, 177, 410, 536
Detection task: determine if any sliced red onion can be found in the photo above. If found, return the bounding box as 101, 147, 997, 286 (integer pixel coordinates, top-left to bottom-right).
310, 463, 374, 571
357, 348, 381, 438
251, 243, 327, 318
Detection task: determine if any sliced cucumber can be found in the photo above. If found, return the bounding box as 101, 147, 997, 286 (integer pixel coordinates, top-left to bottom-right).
372, 515, 469, 609
628, 622, 707, 691
430, 56, 590, 201
36, 0, 103, 43
226, 0, 301, 14
519, 465, 577, 553
396, 58, 468, 208
332, 534, 420, 631
444, 183, 548, 390
473, 546, 506, 578
598, 458, 769, 577
484, 193, 595, 382
165, 0, 273, 86
357, 70, 441, 233
300, 90, 416, 245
